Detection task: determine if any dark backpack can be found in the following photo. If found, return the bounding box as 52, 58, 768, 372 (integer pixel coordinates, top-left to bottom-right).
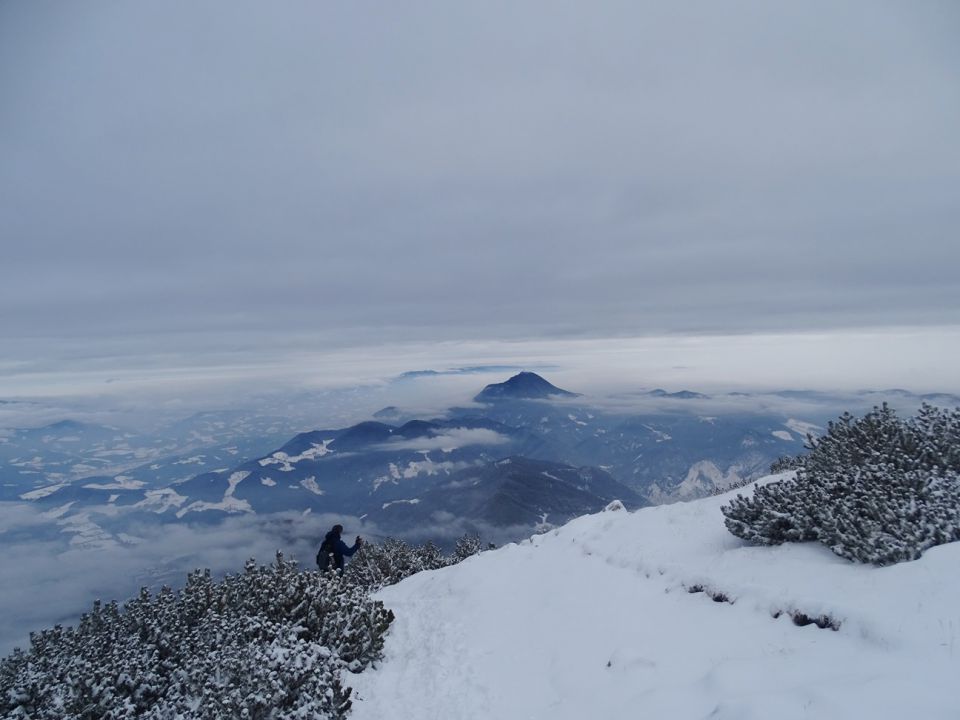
316, 538, 334, 570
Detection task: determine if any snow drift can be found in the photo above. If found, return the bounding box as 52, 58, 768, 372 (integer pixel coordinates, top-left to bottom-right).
349, 473, 959, 720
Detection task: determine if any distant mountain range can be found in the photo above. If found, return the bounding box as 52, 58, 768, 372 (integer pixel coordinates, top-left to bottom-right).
646, 389, 709, 400
5, 372, 958, 548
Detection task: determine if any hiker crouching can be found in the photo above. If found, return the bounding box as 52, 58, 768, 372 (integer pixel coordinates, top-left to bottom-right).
317, 523, 363, 571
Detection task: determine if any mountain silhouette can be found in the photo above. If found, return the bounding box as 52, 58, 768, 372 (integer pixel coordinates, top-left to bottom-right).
474, 372, 577, 403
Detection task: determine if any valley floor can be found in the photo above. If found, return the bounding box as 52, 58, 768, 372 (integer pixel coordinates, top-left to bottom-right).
348, 474, 959, 720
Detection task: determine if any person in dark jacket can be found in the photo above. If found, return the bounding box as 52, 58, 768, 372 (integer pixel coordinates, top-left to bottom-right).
316, 524, 363, 571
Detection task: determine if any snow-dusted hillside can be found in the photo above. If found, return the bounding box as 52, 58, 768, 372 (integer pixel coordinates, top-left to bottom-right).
348, 473, 959, 720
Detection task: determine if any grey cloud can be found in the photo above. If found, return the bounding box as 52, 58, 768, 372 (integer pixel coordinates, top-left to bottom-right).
376, 428, 512, 452
1, 0, 958, 356
561, 388, 946, 422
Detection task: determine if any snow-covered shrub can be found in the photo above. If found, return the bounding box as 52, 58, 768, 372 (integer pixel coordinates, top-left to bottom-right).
769, 454, 805, 473
722, 404, 960, 565
345, 535, 483, 590
2, 535, 494, 718
0, 552, 392, 719
452, 534, 484, 562
709, 476, 756, 496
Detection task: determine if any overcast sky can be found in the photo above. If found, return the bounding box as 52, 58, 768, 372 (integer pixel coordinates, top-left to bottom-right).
2, 1, 959, 395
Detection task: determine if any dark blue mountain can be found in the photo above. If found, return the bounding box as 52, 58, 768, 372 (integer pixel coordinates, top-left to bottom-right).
445, 393, 813, 500
372, 456, 643, 530
163, 416, 560, 519
333, 422, 395, 449
565, 413, 806, 501
474, 372, 577, 403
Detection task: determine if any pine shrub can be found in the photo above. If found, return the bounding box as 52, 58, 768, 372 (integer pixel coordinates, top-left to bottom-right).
2, 536, 492, 718
722, 403, 960, 565
345, 535, 484, 591
769, 454, 805, 473
0, 553, 389, 719
452, 534, 484, 562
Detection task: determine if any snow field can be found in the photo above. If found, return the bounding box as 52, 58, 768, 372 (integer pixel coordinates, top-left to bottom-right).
348, 475, 960, 720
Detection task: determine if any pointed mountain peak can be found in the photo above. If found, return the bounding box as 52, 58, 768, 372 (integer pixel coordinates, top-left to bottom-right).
474, 372, 578, 403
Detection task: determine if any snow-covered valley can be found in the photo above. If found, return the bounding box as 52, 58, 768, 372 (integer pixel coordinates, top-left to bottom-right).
349, 475, 959, 720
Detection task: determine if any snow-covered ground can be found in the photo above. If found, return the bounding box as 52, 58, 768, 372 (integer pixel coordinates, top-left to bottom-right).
349, 473, 959, 720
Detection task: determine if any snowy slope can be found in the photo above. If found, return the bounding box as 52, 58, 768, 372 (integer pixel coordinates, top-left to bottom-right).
348, 473, 960, 720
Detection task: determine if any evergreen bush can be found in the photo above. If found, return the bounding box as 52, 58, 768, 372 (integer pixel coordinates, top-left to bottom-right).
722, 403, 960, 565
0, 553, 385, 719
345, 534, 484, 590
769, 454, 805, 473
2, 536, 491, 718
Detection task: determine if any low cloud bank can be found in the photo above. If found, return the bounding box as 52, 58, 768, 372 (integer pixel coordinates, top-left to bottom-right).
378, 427, 511, 452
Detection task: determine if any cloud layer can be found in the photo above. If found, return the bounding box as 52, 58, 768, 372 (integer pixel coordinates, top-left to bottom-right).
1, 0, 957, 358
378, 428, 512, 452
